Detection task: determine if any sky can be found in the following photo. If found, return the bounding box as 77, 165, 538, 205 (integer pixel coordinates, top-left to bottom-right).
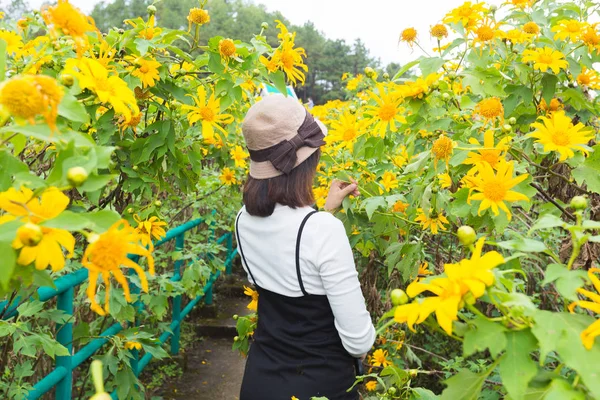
22, 0, 504, 65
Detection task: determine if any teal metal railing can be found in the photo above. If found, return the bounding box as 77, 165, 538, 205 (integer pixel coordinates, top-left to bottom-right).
1, 216, 237, 400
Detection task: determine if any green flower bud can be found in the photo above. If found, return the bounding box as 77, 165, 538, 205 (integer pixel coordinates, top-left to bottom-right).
67, 166, 88, 187
457, 225, 476, 246
570, 196, 587, 210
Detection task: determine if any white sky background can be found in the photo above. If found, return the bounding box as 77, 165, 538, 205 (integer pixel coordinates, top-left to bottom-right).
21, 0, 513, 65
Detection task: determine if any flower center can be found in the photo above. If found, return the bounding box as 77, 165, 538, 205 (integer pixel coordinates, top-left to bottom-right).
139, 64, 149, 73
477, 26, 494, 41
342, 128, 356, 141
199, 106, 215, 121
89, 238, 127, 271
567, 21, 580, 32
539, 54, 554, 64
483, 180, 507, 202
480, 150, 500, 167
579, 74, 591, 85
280, 51, 294, 69
551, 130, 570, 146
378, 103, 397, 121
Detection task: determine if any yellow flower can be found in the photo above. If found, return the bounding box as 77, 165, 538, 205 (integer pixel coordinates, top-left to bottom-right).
0, 75, 64, 129
0, 29, 23, 54
380, 171, 399, 193
537, 98, 563, 114
369, 349, 392, 367
90, 40, 117, 70
125, 341, 142, 351
472, 19, 501, 49
220, 167, 237, 185
505, 0, 535, 9
291, 397, 299, 400
581, 24, 600, 54
468, 159, 529, 220
170, 61, 195, 80
325, 110, 368, 151
127, 56, 161, 87
430, 24, 448, 39
568, 268, 600, 350
418, 262, 433, 276
119, 112, 143, 134
415, 209, 449, 235
522, 22, 540, 35
391, 145, 409, 168
274, 36, 308, 85
187, 8, 210, 30
0, 11, 4, 19
530, 110, 594, 161
474, 97, 504, 123
392, 200, 409, 213
346, 74, 363, 91
313, 186, 328, 209
0, 187, 75, 271
82, 220, 154, 316
444, 237, 504, 298
577, 67, 600, 89
443, 2, 487, 32
402, 277, 464, 335
182, 85, 234, 141
365, 84, 406, 137
464, 130, 510, 171
230, 145, 249, 169
133, 214, 167, 247
365, 381, 377, 391
431, 134, 455, 164
522, 47, 568, 74
551, 19, 585, 42
219, 38, 237, 60
438, 173, 452, 189
500, 29, 532, 45
400, 27, 417, 46
66, 57, 139, 123
42, 0, 98, 55
244, 285, 258, 312
139, 15, 161, 40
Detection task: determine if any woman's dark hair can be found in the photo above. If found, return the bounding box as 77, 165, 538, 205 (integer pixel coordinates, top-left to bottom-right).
243, 149, 321, 217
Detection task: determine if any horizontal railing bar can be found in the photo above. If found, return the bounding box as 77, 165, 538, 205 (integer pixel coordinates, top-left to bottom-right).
39, 269, 89, 302
153, 218, 203, 247
27, 366, 68, 400
72, 323, 124, 368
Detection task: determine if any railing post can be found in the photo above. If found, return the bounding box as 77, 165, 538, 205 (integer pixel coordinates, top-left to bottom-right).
128, 255, 141, 376
55, 287, 73, 400
171, 233, 184, 355
225, 232, 233, 275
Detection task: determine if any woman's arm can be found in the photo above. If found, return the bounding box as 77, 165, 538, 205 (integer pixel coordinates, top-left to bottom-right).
315, 214, 376, 358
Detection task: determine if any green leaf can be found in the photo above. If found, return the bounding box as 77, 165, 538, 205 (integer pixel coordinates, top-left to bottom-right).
0, 149, 29, 190
530, 310, 600, 397
541, 263, 587, 301
528, 214, 566, 234
499, 330, 538, 400
495, 238, 547, 252
78, 173, 118, 193
545, 379, 585, 400
393, 60, 419, 80
410, 387, 439, 400
541, 74, 558, 105
572, 145, 600, 194
380, 365, 409, 387
404, 150, 430, 173
17, 300, 45, 318
42, 210, 91, 231
84, 210, 121, 232
0, 240, 16, 290
419, 57, 445, 76
58, 93, 89, 124
463, 316, 507, 358
363, 196, 387, 220
441, 360, 499, 400
270, 70, 288, 96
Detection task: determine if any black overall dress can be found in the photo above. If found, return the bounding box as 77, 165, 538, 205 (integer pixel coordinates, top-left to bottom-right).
236, 211, 359, 400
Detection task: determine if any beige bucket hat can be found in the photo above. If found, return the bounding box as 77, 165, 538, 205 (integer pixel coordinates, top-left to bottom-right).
242, 94, 327, 179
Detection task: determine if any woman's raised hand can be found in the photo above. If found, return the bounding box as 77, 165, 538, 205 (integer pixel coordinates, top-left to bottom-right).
323, 178, 360, 212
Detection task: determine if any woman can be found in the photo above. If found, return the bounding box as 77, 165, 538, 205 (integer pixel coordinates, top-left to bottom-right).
236, 94, 376, 400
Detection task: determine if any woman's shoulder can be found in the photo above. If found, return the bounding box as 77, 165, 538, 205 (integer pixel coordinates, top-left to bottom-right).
306, 210, 345, 233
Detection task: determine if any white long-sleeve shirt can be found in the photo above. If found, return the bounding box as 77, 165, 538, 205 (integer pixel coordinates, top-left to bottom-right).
236, 203, 376, 358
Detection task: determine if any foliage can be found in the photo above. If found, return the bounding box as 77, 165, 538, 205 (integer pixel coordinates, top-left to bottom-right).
89, 0, 382, 104
0, 0, 303, 397
304, 0, 600, 398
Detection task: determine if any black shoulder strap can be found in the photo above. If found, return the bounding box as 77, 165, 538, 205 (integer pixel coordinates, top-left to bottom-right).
235, 212, 257, 286
296, 210, 318, 296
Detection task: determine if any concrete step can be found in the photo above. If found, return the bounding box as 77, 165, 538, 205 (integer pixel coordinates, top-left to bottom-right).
193, 290, 252, 339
